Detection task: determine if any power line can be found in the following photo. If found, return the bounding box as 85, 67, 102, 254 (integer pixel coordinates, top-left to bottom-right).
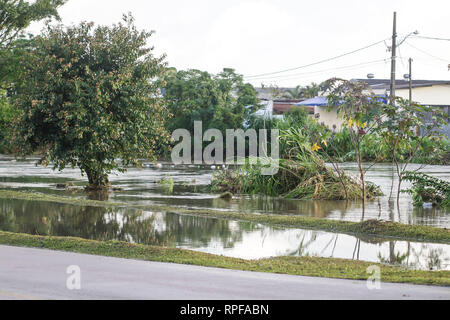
244, 38, 390, 79
405, 42, 449, 63
412, 35, 450, 42
246, 58, 391, 82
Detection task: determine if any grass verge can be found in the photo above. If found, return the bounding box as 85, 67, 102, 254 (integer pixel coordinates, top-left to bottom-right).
0, 190, 449, 243
0, 231, 448, 286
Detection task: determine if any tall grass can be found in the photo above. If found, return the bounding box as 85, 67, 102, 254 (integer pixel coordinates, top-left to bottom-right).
212, 158, 381, 201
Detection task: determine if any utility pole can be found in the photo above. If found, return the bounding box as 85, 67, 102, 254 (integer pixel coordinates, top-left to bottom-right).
409, 58, 413, 102
390, 12, 397, 106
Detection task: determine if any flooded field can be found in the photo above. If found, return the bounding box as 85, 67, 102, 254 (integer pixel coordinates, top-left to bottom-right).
0, 155, 448, 226
0, 155, 449, 270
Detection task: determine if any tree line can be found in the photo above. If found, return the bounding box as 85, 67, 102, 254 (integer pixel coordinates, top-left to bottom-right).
1, 1, 448, 195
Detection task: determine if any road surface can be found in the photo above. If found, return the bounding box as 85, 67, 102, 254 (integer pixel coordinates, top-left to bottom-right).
0, 245, 448, 300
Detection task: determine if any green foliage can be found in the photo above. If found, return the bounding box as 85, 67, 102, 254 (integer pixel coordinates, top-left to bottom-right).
0, 89, 17, 152
211, 133, 382, 201
376, 98, 448, 163
158, 177, 174, 194
271, 107, 329, 159
0, 0, 66, 153
0, 36, 33, 88
326, 128, 354, 161
283, 85, 304, 99
402, 172, 450, 208
325, 128, 449, 165
162, 68, 260, 133
12, 15, 171, 188
0, 0, 66, 47
281, 82, 324, 100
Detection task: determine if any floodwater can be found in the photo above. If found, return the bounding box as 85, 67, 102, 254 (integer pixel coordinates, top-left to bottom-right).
0, 155, 448, 227
0, 198, 448, 270
0, 155, 448, 270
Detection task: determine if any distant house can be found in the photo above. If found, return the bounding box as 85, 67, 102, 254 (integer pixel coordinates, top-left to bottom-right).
255, 80, 450, 136
254, 87, 312, 119
357, 79, 450, 137
294, 97, 344, 132
357, 79, 450, 106
294, 79, 450, 135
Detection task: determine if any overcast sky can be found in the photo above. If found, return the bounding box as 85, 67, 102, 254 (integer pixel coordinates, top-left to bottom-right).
28, 0, 450, 87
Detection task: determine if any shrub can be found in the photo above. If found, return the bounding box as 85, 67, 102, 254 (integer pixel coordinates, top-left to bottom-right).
402, 172, 450, 208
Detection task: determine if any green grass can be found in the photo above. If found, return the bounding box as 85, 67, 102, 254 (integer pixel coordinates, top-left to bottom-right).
0, 190, 449, 243
0, 231, 448, 286
0, 190, 121, 207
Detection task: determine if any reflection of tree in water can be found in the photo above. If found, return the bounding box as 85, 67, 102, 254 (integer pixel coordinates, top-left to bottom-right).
409, 245, 448, 271
378, 241, 410, 267
287, 232, 319, 257
234, 196, 353, 218
412, 207, 449, 226
159, 213, 244, 249
0, 198, 127, 242
0, 199, 245, 249
377, 241, 448, 271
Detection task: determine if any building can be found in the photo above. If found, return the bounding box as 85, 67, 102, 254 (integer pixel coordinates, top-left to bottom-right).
294, 79, 450, 135
357, 79, 450, 106
357, 79, 450, 137
294, 97, 344, 132
254, 87, 313, 119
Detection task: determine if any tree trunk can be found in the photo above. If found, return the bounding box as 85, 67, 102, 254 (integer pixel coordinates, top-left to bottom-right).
84, 167, 110, 190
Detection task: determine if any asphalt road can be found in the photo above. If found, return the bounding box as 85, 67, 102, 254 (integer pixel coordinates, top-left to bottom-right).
0, 245, 448, 300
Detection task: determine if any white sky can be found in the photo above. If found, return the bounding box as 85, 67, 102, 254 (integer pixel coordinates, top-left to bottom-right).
27, 0, 450, 87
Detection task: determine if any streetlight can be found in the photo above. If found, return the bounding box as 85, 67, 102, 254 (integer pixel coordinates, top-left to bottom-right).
397, 31, 419, 47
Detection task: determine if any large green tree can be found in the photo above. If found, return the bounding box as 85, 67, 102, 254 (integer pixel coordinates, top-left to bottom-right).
13, 15, 171, 189
162, 68, 260, 133
0, 1, 66, 151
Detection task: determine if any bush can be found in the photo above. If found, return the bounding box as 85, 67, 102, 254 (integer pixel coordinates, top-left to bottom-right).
211, 159, 382, 201
0, 91, 17, 153
402, 172, 450, 208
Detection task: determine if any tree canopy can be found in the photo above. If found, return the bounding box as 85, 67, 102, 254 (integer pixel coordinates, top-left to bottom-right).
162, 68, 260, 133
0, 0, 66, 47
13, 15, 171, 189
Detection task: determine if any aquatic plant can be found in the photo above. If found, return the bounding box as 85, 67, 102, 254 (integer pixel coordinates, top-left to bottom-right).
158, 177, 174, 194
402, 172, 450, 208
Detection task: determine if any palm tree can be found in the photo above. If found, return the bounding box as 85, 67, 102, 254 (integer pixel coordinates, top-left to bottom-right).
283, 85, 304, 100
302, 83, 321, 99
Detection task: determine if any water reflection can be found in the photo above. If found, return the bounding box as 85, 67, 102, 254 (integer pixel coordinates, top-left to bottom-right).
0, 198, 448, 271
0, 156, 448, 227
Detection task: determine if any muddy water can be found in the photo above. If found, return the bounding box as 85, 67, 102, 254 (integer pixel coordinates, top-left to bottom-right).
0, 155, 448, 227
0, 155, 448, 269
0, 198, 448, 270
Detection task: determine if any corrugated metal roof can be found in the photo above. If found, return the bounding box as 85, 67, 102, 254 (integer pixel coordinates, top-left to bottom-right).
353, 79, 450, 90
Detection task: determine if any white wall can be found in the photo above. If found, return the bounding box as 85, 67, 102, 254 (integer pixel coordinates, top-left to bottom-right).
373, 84, 450, 106
314, 106, 345, 132
396, 85, 450, 106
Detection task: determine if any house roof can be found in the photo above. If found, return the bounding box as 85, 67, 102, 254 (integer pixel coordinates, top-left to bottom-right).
353, 79, 450, 90
294, 94, 387, 107
294, 97, 329, 107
